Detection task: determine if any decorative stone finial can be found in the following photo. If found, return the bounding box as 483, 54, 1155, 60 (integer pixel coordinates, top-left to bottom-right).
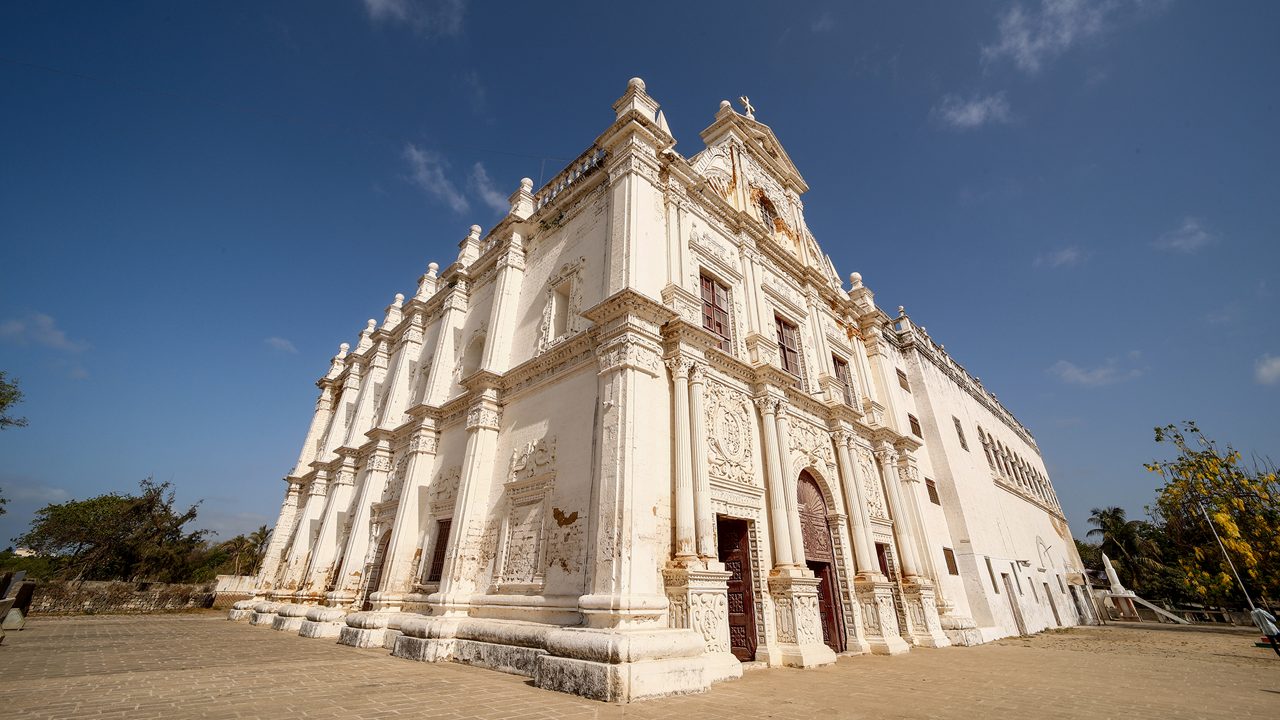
365, 319, 376, 332
393, 293, 404, 307
849, 271, 863, 288
719, 99, 731, 110
469, 224, 481, 238
520, 177, 533, 192
738, 95, 755, 119
628, 77, 646, 92
427, 262, 439, 278
338, 342, 350, 357
898, 306, 905, 315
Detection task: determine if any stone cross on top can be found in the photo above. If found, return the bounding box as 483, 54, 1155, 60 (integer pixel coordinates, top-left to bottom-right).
738, 95, 755, 119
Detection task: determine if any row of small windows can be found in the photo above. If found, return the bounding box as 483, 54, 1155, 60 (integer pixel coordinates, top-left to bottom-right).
977, 426, 1059, 508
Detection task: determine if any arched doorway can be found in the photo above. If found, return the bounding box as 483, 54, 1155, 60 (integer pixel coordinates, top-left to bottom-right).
797, 471, 846, 653
360, 529, 392, 611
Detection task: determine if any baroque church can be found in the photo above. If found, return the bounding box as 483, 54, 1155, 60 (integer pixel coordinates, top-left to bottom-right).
228, 79, 1093, 701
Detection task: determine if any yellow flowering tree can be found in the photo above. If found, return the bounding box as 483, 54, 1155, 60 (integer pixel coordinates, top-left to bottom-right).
1146, 421, 1279, 606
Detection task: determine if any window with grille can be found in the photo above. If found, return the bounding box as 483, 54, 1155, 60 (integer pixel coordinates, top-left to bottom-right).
908, 414, 922, 438
943, 548, 959, 575
425, 518, 452, 583
953, 417, 969, 451
700, 275, 732, 351
832, 355, 854, 405
775, 316, 803, 379
897, 368, 910, 392
926, 478, 940, 505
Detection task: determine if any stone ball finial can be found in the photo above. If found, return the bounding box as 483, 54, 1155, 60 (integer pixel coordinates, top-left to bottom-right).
469, 224, 481, 235
720, 99, 731, 110
394, 293, 404, 305
339, 342, 350, 353
849, 271, 862, 286
897, 305, 905, 314
427, 261, 439, 277
365, 319, 377, 332
628, 77, 646, 92
520, 177, 533, 192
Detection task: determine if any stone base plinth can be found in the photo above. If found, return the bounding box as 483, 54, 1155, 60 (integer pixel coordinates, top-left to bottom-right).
299, 607, 349, 638
854, 579, 909, 655
766, 574, 837, 668
902, 580, 950, 648
249, 601, 283, 627
338, 611, 407, 649
663, 564, 742, 684
227, 599, 259, 622
940, 614, 984, 646
271, 603, 311, 632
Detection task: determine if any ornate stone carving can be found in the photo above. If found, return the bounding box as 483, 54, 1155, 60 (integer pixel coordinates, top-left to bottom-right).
787, 417, 835, 473
596, 335, 662, 377
536, 257, 588, 353
429, 466, 461, 515
773, 595, 796, 643
690, 593, 730, 653
466, 406, 501, 432
705, 380, 755, 485
510, 437, 556, 481
367, 455, 392, 473
408, 431, 437, 455
379, 455, 409, 504
857, 447, 887, 519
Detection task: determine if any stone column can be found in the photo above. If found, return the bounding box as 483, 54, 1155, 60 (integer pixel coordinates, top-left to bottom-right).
875, 445, 921, 580
880, 446, 949, 647
370, 424, 438, 610
255, 477, 304, 595
687, 362, 716, 560
481, 240, 526, 374
430, 393, 501, 616
831, 431, 876, 576
274, 470, 329, 597
298, 458, 357, 602
755, 396, 794, 568
666, 358, 697, 561
328, 443, 394, 607
774, 408, 806, 570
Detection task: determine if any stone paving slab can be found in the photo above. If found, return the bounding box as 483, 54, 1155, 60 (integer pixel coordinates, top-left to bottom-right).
1, 612, 1278, 719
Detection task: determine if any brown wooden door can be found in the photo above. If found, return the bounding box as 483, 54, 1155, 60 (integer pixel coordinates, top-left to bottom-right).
717, 517, 757, 662
798, 472, 846, 653
807, 560, 846, 653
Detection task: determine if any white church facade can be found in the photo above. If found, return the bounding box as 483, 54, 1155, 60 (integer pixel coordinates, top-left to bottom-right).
228, 79, 1093, 701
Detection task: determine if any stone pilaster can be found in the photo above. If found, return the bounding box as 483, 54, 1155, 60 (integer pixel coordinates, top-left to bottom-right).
369, 422, 438, 610
666, 356, 697, 561
297, 457, 357, 602
853, 578, 910, 655
274, 470, 330, 597
327, 442, 394, 607
687, 362, 716, 560
901, 579, 950, 648
755, 396, 795, 568
253, 477, 304, 595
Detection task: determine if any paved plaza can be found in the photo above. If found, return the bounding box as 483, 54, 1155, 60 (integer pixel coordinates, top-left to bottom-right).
1, 612, 1277, 719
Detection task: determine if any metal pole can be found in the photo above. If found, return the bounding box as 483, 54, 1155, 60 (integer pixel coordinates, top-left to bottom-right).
1199, 501, 1255, 612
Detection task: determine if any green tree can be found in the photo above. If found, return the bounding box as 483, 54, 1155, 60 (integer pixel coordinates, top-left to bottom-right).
1146, 421, 1280, 606
0, 370, 28, 430
1085, 506, 1163, 594
248, 525, 271, 575
14, 477, 207, 582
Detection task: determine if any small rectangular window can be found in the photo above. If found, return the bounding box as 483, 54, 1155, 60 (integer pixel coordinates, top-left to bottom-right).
908, 414, 922, 438
926, 479, 940, 505
943, 548, 959, 575
775, 316, 803, 380
986, 557, 1000, 594
700, 275, 732, 351
426, 518, 452, 583
1010, 563, 1023, 594
551, 282, 571, 339
832, 355, 854, 405
897, 368, 910, 392
953, 417, 969, 451
1057, 575, 1066, 593
1030, 580, 1040, 602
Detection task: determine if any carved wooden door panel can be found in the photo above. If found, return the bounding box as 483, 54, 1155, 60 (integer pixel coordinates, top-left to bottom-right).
717, 517, 757, 662
798, 473, 845, 652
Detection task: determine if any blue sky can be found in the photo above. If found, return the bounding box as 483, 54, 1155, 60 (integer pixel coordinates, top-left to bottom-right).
1, 1, 1277, 546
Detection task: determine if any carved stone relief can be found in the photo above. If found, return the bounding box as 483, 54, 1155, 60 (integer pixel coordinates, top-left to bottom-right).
705, 380, 756, 486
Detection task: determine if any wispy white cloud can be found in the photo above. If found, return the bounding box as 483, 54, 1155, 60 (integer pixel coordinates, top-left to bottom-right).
264, 336, 298, 354
403, 143, 470, 213
460, 70, 487, 116
1256, 354, 1280, 386
982, 0, 1112, 74
0, 312, 87, 352
361, 0, 466, 37
1048, 351, 1145, 387
1034, 246, 1087, 268
468, 162, 509, 214
811, 12, 835, 33
935, 92, 1012, 130
1153, 216, 1216, 253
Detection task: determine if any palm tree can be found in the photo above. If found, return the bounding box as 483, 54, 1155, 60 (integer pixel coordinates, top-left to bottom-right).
1086, 506, 1161, 592
220, 535, 253, 577
248, 525, 272, 576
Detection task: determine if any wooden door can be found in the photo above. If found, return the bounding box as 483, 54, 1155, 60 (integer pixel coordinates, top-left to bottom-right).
361, 531, 392, 611
717, 517, 757, 662
797, 472, 845, 653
